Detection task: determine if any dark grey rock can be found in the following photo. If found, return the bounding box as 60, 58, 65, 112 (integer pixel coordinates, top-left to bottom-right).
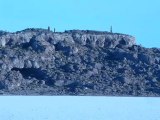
138, 53, 154, 64
0, 28, 160, 96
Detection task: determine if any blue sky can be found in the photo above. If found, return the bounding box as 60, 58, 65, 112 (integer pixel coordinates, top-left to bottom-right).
0, 0, 160, 47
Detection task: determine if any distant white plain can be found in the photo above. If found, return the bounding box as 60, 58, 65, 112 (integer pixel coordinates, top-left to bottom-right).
0, 97, 159, 120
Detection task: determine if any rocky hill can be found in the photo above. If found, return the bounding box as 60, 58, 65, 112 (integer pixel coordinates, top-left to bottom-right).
0, 28, 160, 96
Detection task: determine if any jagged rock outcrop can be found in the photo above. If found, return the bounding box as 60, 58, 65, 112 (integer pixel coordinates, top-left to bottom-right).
0, 28, 160, 96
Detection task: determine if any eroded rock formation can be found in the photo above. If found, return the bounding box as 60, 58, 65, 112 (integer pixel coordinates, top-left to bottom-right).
0, 28, 160, 96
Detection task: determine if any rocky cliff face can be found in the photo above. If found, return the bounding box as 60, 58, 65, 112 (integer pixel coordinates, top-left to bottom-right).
0, 28, 160, 96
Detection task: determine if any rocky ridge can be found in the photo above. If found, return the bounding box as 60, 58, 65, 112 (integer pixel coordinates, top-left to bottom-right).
0, 28, 160, 96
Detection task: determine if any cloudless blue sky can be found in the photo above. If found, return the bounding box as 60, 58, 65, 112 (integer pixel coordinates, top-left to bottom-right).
0, 0, 160, 47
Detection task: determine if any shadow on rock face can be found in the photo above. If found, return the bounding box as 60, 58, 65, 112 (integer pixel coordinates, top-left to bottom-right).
11, 67, 54, 86
11, 68, 45, 79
